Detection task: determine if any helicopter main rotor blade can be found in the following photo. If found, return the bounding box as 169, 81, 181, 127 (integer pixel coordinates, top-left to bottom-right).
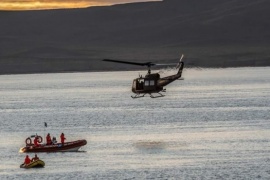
103, 59, 155, 67
155, 63, 178, 66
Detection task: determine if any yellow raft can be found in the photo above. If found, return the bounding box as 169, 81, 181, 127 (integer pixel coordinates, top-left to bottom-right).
20, 159, 45, 168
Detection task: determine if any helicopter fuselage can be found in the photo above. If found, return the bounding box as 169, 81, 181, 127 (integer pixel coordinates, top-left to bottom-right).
132, 73, 163, 94
103, 55, 184, 98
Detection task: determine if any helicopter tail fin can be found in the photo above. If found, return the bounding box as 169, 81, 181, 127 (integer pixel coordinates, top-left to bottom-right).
177, 62, 184, 76
176, 54, 184, 77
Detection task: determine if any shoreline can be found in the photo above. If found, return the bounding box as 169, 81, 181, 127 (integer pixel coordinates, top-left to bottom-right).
0, 65, 269, 76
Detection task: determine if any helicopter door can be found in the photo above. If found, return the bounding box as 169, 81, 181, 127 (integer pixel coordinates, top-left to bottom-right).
144, 80, 155, 86
144, 79, 155, 90
144, 80, 149, 86
149, 80, 155, 86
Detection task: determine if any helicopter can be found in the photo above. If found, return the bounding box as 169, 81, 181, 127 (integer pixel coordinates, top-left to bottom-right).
103, 54, 185, 98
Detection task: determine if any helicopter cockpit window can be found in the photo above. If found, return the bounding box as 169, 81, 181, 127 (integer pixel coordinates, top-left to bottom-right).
150, 80, 155, 86
138, 79, 144, 90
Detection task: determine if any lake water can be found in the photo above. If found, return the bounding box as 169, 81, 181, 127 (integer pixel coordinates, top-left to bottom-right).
0, 67, 269, 179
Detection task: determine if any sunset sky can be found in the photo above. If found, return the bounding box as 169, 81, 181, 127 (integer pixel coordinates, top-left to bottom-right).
0, 0, 159, 10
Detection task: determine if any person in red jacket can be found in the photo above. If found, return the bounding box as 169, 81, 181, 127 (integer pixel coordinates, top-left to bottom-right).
24, 155, 31, 165
34, 136, 40, 147
46, 133, 52, 145
60, 133, 66, 144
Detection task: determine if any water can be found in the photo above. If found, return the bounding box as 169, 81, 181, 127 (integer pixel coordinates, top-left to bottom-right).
0, 67, 270, 179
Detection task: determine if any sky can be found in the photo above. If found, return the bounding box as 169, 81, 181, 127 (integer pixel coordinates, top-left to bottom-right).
0, 0, 159, 10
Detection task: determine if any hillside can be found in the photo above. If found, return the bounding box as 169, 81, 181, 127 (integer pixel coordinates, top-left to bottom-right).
0, 0, 270, 74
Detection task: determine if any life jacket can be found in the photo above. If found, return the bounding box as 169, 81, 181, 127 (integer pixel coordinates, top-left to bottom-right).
34, 137, 39, 146
60, 134, 65, 143
25, 156, 31, 164
46, 135, 52, 145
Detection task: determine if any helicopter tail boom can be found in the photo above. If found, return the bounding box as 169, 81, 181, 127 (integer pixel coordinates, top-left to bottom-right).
177, 62, 184, 77
157, 56, 185, 87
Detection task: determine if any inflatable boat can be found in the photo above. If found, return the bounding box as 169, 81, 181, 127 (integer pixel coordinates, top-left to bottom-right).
20, 139, 87, 153
20, 159, 45, 168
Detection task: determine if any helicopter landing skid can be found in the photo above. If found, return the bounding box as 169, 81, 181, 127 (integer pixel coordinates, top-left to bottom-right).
150, 93, 165, 98
131, 92, 165, 98
131, 93, 147, 99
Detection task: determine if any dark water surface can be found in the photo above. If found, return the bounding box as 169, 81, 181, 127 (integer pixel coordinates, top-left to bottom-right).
0, 67, 270, 179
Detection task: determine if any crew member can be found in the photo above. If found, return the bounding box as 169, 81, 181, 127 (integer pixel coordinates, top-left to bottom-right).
52, 137, 57, 144
34, 136, 40, 147
31, 154, 39, 162
60, 133, 66, 144
24, 155, 31, 165
46, 133, 52, 145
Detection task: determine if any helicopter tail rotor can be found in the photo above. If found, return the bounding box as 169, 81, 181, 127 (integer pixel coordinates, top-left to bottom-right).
176, 54, 184, 76
176, 54, 184, 69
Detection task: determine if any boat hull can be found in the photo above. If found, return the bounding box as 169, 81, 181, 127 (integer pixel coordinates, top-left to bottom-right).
20, 160, 45, 168
20, 139, 87, 153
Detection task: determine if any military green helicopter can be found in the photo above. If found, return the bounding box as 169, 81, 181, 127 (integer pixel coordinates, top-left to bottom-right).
103, 54, 185, 98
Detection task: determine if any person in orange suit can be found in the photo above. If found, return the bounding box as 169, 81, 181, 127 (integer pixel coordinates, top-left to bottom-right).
46, 133, 52, 145
60, 133, 66, 144
24, 155, 31, 165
